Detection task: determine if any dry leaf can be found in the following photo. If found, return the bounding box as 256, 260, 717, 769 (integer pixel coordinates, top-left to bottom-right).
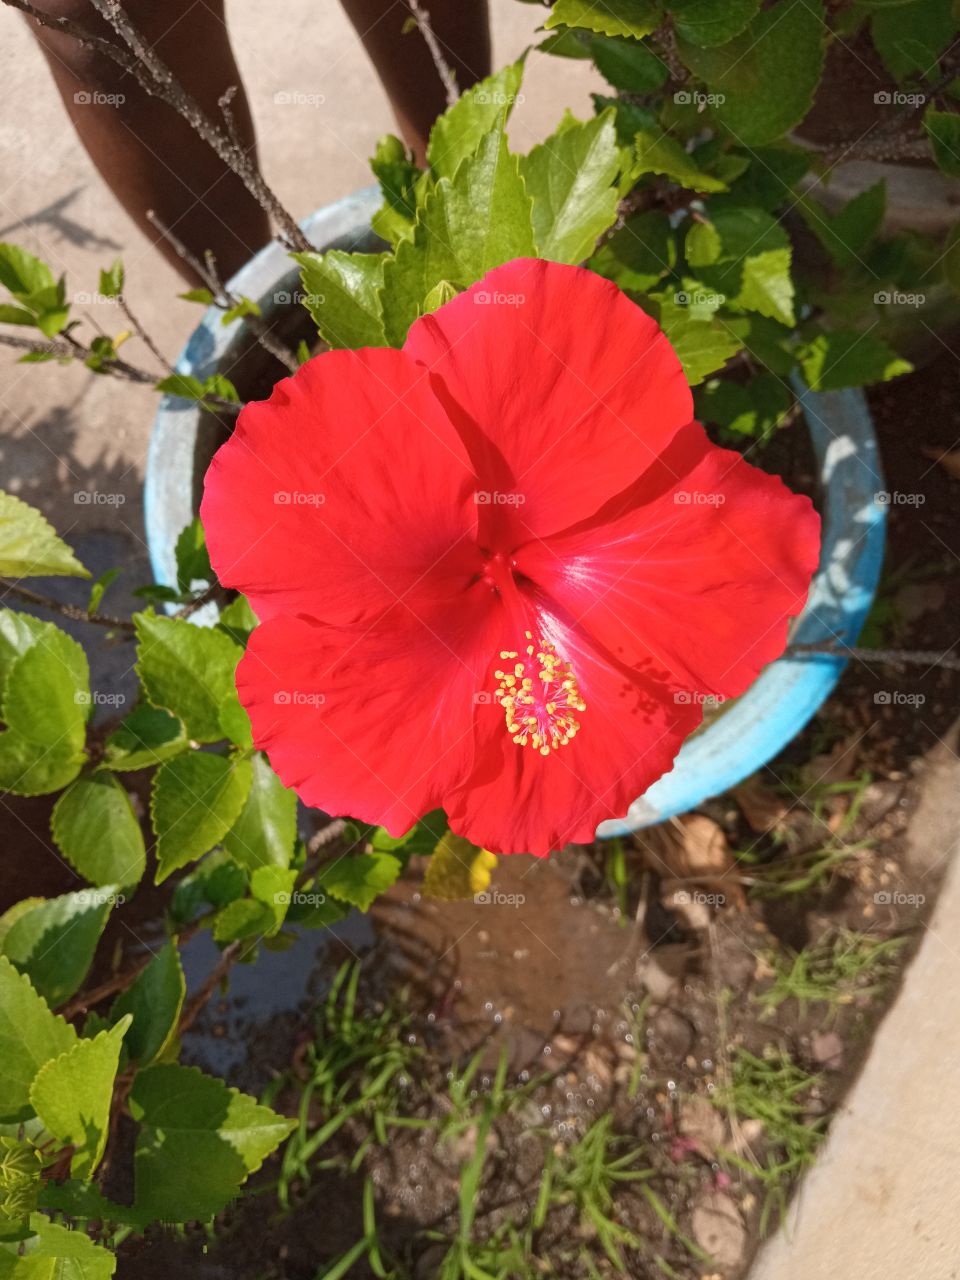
921, 445, 960, 480
734, 776, 789, 834
639, 814, 744, 908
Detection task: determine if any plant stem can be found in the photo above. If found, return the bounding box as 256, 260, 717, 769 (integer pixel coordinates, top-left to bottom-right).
0, 578, 136, 633
408, 0, 459, 108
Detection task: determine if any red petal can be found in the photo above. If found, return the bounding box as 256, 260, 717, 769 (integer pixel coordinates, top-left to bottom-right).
201, 347, 479, 624
235, 590, 502, 836
403, 259, 692, 544
445, 608, 701, 856
514, 423, 821, 700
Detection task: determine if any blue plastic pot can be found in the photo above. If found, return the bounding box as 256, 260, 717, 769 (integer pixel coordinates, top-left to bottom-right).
145, 186, 885, 835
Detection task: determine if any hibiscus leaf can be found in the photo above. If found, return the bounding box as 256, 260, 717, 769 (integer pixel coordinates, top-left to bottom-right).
0, 244, 54, 298
151, 753, 253, 883
109, 942, 185, 1066
0, 956, 78, 1123
50, 771, 146, 889
427, 61, 525, 179
923, 109, 960, 178
128, 1063, 295, 1222
134, 611, 243, 744
223, 752, 298, 871
736, 247, 795, 327
797, 181, 886, 269
520, 110, 621, 264
677, 0, 826, 145
380, 127, 535, 344
1, 888, 118, 1008
798, 330, 912, 391
292, 249, 387, 348
666, 0, 760, 46
0, 1214, 116, 1278
0, 490, 89, 579
212, 866, 297, 942
589, 210, 676, 290
29, 1017, 130, 1179
545, 0, 662, 40
317, 852, 402, 912
102, 704, 188, 772
590, 35, 667, 91
657, 302, 744, 384
633, 128, 727, 192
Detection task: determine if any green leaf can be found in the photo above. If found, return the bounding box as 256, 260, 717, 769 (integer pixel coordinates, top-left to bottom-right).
667, 0, 760, 44
219, 295, 260, 327
677, 0, 826, 145
215, 595, 258, 647
0, 246, 54, 299
545, 0, 662, 39
381, 127, 536, 345
695, 373, 793, 441
128, 1063, 295, 1222
110, 942, 185, 1066
685, 220, 722, 267
657, 302, 744, 383
799, 181, 886, 268
427, 61, 525, 178
0, 492, 88, 579
633, 128, 727, 192
97, 260, 124, 299
0, 735, 85, 798
423, 833, 497, 901
170, 851, 247, 925
151, 753, 253, 883
317, 852, 402, 912
872, 0, 957, 78
0, 613, 54, 702
223, 753, 297, 871
50, 773, 145, 889
0, 1213, 116, 1278
0, 958, 77, 1123
737, 247, 795, 326
421, 279, 459, 314
0, 304, 37, 326
590, 35, 667, 91
2, 889, 118, 1008
291, 250, 387, 348
178, 287, 215, 305
174, 518, 211, 593
0, 624, 88, 795
798, 330, 913, 390
924, 109, 960, 177
724, 144, 809, 211
520, 110, 621, 264
102, 704, 187, 772
134, 611, 242, 743
692, 205, 791, 306
218, 697, 252, 749
589, 210, 676, 290
29, 1019, 129, 1180
212, 866, 296, 942
944, 221, 960, 294
87, 568, 119, 616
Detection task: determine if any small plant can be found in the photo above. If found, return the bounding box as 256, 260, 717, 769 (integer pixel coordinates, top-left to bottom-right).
756, 929, 906, 1019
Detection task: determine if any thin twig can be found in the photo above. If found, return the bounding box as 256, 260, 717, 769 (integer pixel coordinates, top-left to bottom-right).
178, 941, 242, 1035
786, 642, 960, 672
408, 0, 459, 108
117, 293, 175, 376
0, 578, 136, 633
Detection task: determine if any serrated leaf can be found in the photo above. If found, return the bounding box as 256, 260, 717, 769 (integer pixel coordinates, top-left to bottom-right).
0, 492, 88, 579
799, 180, 886, 269
798, 329, 912, 391
0, 957, 78, 1123
677, 0, 826, 145
212, 866, 296, 942
590, 34, 667, 91
128, 1063, 295, 1222
2, 889, 118, 1008
633, 129, 727, 192
872, 0, 957, 78
179, 287, 215, 305
667, 0, 760, 45
134, 612, 242, 743
170, 850, 247, 925
102, 705, 187, 772
29, 1019, 129, 1180
110, 942, 185, 1066
0, 734, 85, 798
589, 210, 676, 289
924, 109, 960, 177
693, 205, 790, 304
545, 0, 661, 39
173, 518, 211, 593
520, 110, 621, 263
2, 625, 88, 753
423, 833, 497, 901
427, 62, 524, 178
0, 246, 54, 299
97, 260, 124, 299
0, 1213, 116, 1278
223, 752, 297, 871
685, 220, 722, 267
0, 612, 56, 698
737, 246, 795, 326
422, 279, 459, 313
658, 303, 744, 384
381, 127, 536, 345
292, 250, 387, 348
944, 221, 960, 294
151, 753, 252, 883
695, 372, 793, 441
215, 595, 258, 647
50, 773, 145, 889
317, 852, 402, 912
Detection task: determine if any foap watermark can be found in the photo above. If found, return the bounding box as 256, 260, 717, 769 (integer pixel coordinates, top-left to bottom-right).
273, 90, 326, 107
73, 291, 118, 306
674, 289, 725, 309
474, 490, 526, 506
875, 490, 925, 507
474, 889, 525, 907
74, 690, 126, 708
74, 490, 125, 506
672, 889, 726, 907
274, 890, 326, 906
874, 890, 925, 907
274, 490, 325, 506
674, 691, 727, 709
874, 290, 925, 309
274, 690, 326, 707
475, 90, 524, 106
74, 90, 125, 107
474, 289, 524, 307
874, 90, 925, 107
874, 690, 925, 707
473, 691, 494, 705
74, 888, 126, 907
674, 490, 725, 506
673, 89, 726, 108
274, 289, 324, 307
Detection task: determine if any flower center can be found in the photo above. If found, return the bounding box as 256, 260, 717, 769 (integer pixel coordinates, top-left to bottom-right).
494, 632, 586, 756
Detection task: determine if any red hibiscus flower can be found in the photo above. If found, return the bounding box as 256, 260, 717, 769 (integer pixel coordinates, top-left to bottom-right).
201, 259, 820, 856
